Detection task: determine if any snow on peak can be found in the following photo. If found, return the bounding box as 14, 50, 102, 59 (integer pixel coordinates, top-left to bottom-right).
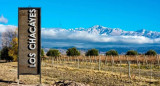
45, 25, 160, 39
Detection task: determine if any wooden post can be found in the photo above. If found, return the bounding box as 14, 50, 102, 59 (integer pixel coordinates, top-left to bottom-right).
111, 55, 113, 72
150, 62, 152, 83
118, 55, 120, 66
145, 55, 148, 68
78, 57, 80, 69
41, 58, 43, 66
128, 61, 131, 79
52, 57, 54, 66
89, 56, 91, 64
95, 56, 97, 63
138, 62, 141, 79
118, 55, 122, 77
105, 56, 107, 65
136, 55, 138, 66
126, 55, 128, 62
111, 55, 114, 66
99, 56, 101, 71
156, 55, 159, 69
143, 55, 146, 65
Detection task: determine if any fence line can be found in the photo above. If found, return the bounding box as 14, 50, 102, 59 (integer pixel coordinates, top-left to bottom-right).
41, 55, 160, 84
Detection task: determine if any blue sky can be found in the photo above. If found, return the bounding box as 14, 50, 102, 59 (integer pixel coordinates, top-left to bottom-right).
0, 0, 160, 31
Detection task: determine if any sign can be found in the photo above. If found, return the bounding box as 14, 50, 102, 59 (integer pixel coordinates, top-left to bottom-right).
18, 8, 41, 75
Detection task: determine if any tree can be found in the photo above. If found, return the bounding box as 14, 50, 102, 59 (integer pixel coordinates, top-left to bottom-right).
1, 28, 18, 62
1, 28, 17, 48
106, 50, 118, 56
66, 47, 80, 56
145, 50, 157, 56
1, 46, 13, 61
126, 50, 138, 56
41, 48, 45, 57
8, 37, 18, 61
46, 49, 60, 57
85, 49, 99, 56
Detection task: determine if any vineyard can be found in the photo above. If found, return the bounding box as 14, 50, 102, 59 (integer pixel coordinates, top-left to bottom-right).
41, 55, 160, 86
0, 55, 159, 86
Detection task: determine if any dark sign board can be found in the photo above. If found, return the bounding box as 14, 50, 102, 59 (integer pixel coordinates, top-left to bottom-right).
18, 8, 41, 75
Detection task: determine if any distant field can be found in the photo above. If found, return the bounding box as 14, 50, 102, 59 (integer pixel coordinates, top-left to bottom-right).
56, 55, 159, 64
0, 55, 159, 86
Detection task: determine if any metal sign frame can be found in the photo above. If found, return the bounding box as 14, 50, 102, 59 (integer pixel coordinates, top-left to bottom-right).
18, 7, 41, 84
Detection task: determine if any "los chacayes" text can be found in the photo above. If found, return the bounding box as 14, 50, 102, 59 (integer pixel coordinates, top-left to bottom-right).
28, 9, 37, 68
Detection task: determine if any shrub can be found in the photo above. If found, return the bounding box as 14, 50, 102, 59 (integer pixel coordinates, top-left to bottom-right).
8, 37, 18, 62
1, 46, 13, 61
145, 50, 157, 56
126, 50, 138, 56
66, 47, 80, 56
46, 49, 60, 57
85, 49, 99, 56
41, 48, 45, 57
106, 50, 118, 56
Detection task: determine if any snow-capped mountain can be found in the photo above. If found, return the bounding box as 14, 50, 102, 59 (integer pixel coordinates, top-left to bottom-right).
54, 25, 160, 39
41, 25, 160, 54
87, 25, 160, 38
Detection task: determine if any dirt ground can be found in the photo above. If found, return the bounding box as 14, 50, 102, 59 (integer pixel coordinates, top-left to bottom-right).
0, 62, 90, 86
0, 62, 159, 86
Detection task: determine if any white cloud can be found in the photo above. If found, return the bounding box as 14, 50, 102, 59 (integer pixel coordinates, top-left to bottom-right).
0, 24, 17, 33
0, 25, 159, 48
0, 15, 8, 24
41, 28, 160, 44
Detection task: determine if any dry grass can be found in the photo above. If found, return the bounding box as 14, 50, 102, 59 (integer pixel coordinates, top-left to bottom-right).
0, 55, 160, 86
42, 56, 160, 86
52, 55, 160, 64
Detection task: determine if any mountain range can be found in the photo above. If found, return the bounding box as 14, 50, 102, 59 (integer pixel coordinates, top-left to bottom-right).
0, 24, 159, 54
48, 25, 160, 39
41, 25, 160, 54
